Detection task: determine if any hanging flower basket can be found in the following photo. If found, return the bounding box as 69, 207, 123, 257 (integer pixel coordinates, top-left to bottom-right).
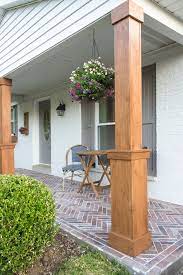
68, 58, 114, 102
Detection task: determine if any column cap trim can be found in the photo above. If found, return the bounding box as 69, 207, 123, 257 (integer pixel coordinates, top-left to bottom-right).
108, 149, 151, 160
111, 0, 144, 25
0, 78, 12, 86
0, 144, 15, 150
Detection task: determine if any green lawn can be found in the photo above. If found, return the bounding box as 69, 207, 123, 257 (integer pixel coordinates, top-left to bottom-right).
57, 251, 130, 275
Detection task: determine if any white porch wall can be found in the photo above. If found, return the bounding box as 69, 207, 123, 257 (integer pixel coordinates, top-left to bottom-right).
14, 100, 33, 169
149, 51, 183, 205
51, 89, 81, 176
14, 87, 82, 175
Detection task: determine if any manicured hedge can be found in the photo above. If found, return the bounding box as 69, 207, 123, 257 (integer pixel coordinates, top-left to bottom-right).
0, 175, 56, 273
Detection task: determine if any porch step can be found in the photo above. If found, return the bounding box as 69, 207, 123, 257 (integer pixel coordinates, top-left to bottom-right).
32, 164, 51, 175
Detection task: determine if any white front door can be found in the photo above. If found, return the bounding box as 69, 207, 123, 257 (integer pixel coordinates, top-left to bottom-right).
39, 100, 51, 165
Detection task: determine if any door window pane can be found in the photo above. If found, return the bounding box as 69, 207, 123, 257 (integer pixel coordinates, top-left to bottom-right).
99, 98, 114, 123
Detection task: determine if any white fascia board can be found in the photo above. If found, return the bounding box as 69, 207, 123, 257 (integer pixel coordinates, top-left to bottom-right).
137, 0, 183, 45
0, 8, 5, 21
0, 0, 41, 9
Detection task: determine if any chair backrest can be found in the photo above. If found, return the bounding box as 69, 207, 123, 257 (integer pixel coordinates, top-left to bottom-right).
66, 145, 88, 165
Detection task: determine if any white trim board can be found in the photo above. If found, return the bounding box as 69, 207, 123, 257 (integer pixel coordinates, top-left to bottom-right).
0, 0, 42, 9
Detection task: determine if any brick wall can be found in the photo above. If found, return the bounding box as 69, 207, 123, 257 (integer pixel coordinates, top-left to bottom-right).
149, 52, 183, 205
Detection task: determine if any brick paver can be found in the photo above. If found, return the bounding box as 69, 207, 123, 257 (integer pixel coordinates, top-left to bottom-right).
16, 169, 183, 275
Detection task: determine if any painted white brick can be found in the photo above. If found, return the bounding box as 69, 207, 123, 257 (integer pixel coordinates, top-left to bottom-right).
149, 52, 183, 205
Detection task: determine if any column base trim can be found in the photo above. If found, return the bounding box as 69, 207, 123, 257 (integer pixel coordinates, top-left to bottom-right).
0, 143, 15, 174
109, 231, 152, 257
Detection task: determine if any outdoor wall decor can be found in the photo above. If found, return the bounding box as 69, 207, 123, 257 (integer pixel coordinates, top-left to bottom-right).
43, 110, 50, 140
68, 58, 114, 102
19, 112, 29, 135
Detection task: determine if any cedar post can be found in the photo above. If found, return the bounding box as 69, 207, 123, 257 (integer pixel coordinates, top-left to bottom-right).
108, 0, 151, 256
0, 78, 15, 174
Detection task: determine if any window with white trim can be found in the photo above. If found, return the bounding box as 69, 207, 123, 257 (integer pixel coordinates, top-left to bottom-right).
97, 97, 115, 150
11, 105, 18, 136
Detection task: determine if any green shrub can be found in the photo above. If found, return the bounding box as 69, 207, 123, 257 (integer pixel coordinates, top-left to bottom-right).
0, 175, 56, 273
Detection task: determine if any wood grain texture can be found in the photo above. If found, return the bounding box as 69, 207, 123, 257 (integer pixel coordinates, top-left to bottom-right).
109, 0, 151, 256
0, 77, 15, 174
78, 150, 110, 156
108, 149, 150, 160
113, 15, 143, 151
109, 151, 151, 256
111, 0, 144, 25
0, 144, 15, 174
0, 78, 12, 144
78, 150, 111, 198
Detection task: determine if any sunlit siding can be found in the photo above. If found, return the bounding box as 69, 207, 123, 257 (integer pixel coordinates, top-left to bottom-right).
0, 0, 123, 76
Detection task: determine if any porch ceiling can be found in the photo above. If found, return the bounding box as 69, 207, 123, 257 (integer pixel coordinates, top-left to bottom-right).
153, 0, 183, 22
9, 15, 174, 96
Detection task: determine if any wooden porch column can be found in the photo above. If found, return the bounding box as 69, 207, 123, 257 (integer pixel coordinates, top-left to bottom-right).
108, 0, 151, 256
0, 78, 15, 174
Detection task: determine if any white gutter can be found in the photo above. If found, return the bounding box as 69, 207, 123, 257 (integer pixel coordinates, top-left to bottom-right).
0, 0, 42, 9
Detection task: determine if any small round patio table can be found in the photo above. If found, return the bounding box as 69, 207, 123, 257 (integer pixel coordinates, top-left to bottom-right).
77, 150, 111, 198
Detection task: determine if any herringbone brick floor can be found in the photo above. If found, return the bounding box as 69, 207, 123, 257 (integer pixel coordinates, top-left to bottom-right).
16, 169, 183, 275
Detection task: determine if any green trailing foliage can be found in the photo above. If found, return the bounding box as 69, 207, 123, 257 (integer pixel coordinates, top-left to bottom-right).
0, 175, 56, 274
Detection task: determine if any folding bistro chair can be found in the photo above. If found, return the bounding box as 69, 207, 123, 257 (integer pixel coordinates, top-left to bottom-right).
62, 145, 88, 190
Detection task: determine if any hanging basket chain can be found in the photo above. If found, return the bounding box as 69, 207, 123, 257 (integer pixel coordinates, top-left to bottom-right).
68, 29, 114, 102
92, 28, 100, 59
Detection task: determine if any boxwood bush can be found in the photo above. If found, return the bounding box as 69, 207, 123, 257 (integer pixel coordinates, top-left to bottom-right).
0, 175, 56, 273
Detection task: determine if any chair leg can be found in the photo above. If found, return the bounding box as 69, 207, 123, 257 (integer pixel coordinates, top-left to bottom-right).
71, 171, 74, 185
62, 172, 66, 191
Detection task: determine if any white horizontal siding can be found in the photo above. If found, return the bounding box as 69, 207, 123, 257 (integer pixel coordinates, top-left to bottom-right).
0, 0, 123, 76
0, 0, 43, 9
